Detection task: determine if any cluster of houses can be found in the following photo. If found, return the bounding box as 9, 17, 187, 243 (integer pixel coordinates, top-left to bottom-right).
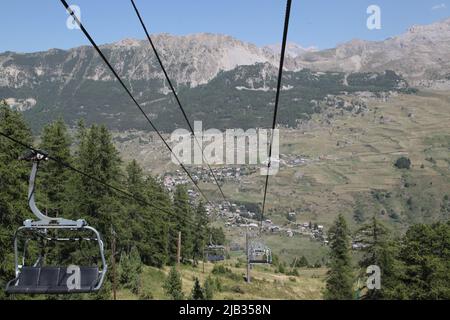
161, 166, 259, 191
161, 170, 191, 191
293, 222, 327, 244
317, 94, 368, 113
279, 154, 311, 168
159, 171, 330, 245
190, 166, 258, 184
218, 204, 328, 245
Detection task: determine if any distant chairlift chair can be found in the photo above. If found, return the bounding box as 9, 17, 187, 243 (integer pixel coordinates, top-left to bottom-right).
5, 150, 107, 294
205, 236, 226, 262
248, 241, 272, 264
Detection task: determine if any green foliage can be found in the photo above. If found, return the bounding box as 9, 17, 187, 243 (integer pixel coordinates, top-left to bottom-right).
292, 256, 309, 268
324, 214, 354, 300
393, 222, 450, 299
192, 202, 208, 264
163, 267, 184, 300
209, 227, 226, 245
355, 220, 450, 300
356, 217, 400, 300
353, 208, 365, 224
394, 157, 412, 170
211, 265, 240, 281
0, 113, 213, 299
203, 276, 215, 300
0, 103, 32, 299
168, 186, 194, 264
37, 118, 73, 216
190, 277, 205, 300
118, 247, 142, 294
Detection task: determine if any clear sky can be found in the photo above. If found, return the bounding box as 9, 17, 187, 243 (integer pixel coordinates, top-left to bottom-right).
1, 0, 449, 53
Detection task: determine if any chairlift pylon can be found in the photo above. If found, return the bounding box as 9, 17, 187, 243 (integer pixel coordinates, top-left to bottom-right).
5, 150, 107, 294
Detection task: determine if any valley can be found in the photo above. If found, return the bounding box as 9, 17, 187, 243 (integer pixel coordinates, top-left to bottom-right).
110, 88, 450, 265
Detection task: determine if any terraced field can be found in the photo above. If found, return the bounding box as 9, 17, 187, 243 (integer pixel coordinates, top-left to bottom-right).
222, 90, 450, 229
114, 89, 450, 264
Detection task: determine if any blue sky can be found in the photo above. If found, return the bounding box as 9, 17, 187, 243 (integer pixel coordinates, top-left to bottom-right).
1, 0, 449, 53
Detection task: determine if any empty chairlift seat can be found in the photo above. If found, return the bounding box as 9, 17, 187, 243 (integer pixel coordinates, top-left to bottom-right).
4, 151, 107, 295
6, 266, 101, 294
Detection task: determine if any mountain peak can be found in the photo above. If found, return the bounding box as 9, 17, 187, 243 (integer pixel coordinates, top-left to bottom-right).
114, 38, 143, 47
264, 42, 318, 58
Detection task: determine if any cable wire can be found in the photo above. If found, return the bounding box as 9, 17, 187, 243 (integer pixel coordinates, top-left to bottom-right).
60, 0, 214, 207
261, 0, 292, 227
0, 130, 211, 231
130, 0, 227, 202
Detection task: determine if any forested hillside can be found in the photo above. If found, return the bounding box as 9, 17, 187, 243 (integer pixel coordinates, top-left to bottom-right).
0, 101, 224, 299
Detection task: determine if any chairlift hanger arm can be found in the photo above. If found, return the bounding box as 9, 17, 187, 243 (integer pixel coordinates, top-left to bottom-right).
23, 155, 86, 228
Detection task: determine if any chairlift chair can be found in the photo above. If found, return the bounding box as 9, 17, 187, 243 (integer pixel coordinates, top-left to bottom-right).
205, 245, 226, 262
248, 240, 272, 265
5, 150, 107, 294
205, 235, 226, 262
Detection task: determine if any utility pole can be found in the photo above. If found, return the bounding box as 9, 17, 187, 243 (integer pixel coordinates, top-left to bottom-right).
246, 232, 251, 284
202, 247, 205, 274
177, 231, 182, 266
111, 227, 117, 301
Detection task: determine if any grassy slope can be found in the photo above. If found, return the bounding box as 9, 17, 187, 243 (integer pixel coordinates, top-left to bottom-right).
117, 260, 326, 300
114, 89, 450, 289
221, 90, 450, 228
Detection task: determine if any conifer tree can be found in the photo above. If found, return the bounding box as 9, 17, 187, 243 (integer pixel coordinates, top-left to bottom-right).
192, 202, 209, 264
0, 102, 33, 299
118, 246, 142, 294
164, 266, 184, 300
191, 277, 205, 300
356, 216, 400, 299
73, 124, 122, 240
394, 222, 450, 299
324, 214, 354, 300
170, 185, 193, 263
38, 118, 73, 217
203, 276, 215, 300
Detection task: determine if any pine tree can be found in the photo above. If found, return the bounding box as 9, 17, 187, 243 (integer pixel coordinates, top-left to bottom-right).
142, 175, 170, 267
356, 216, 400, 300
163, 266, 184, 300
0, 103, 33, 299
203, 276, 215, 300
295, 256, 309, 268
191, 277, 205, 300
124, 159, 170, 267
118, 246, 142, 294
192, 202, 208, 264
72, 124, 122, 240
394, 222, 450, 299
38, 118, 73, 218
324, 214, 354, 300
169, 186, 193, 264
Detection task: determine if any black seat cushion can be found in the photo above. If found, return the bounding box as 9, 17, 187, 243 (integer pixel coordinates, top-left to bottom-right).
79, 267, 99, 288
18, 267, 40, 286
6, 266, 100, 294
38, 267, 60, 287
48, 266, 99, 293
6, 267, 41, 294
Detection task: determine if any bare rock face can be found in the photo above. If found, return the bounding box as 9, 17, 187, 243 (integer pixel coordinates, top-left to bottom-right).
0, 18, 447, 132
0, 33, 285, 91
1, 17, 450, 94
293, 18, 450, 83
